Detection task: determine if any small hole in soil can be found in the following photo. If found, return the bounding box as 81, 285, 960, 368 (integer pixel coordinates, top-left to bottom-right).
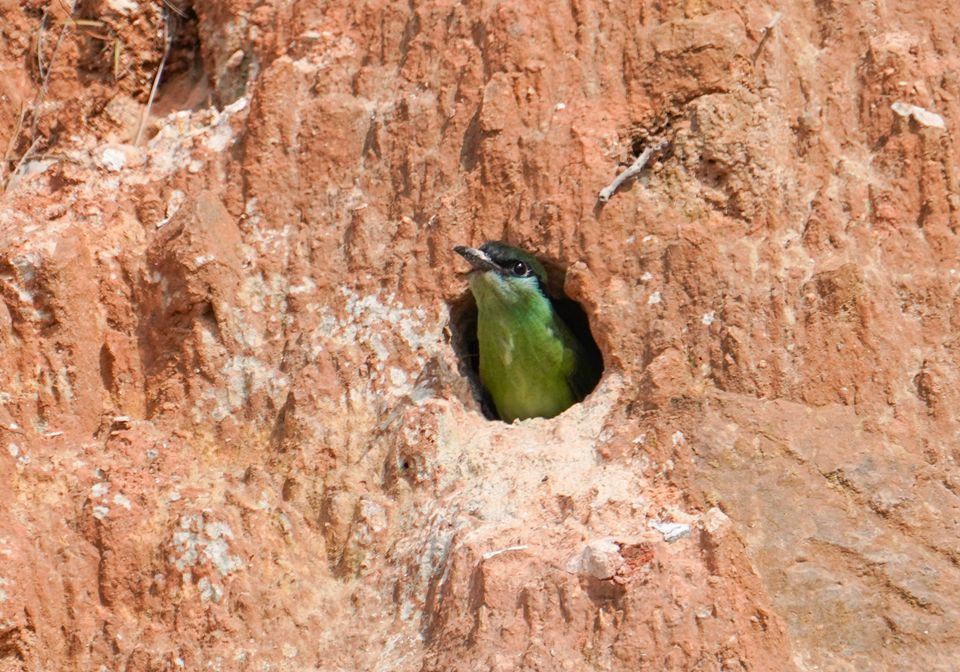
152, 2, 210, 114
448, 261, 604, 422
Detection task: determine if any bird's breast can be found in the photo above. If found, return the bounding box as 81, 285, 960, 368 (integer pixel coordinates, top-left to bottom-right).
475, 306, 575, 421
494, 332, 514, 366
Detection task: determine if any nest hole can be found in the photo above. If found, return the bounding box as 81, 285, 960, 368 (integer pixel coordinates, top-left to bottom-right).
448, 292, 494, 418
448, 264, 604, 422
152, 2, 211, 114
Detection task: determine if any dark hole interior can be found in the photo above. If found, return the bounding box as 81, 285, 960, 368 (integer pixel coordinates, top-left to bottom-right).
629, 133, 674, 166
153, 2, 212, 114
448, 292, 496, 419
448, 267, 604, 421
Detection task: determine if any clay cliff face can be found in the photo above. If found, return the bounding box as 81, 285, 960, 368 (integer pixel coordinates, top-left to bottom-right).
1, 0, 959, 670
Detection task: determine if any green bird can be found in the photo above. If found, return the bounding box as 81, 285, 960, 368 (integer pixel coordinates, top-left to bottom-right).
454, 241, 602, 422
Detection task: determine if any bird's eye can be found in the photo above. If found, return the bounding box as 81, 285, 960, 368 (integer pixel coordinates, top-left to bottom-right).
511, 261, 529, 276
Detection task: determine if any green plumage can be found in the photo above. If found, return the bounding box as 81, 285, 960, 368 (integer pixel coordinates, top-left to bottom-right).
454, 241, 601, 422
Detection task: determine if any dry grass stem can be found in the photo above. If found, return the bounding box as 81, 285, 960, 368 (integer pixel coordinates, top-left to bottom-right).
134, 9, 173, 146
598, 139, 669, 203
3, 137, 41, 193
753, 12, 783, 61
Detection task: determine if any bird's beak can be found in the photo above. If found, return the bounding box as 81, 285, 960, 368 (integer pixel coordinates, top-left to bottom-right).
454, 245, 501, 274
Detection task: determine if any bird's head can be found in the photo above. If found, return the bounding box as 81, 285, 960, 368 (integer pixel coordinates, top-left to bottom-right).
454, 241, 550, 309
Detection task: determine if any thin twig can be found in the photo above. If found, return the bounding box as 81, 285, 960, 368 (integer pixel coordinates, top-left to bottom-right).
113, 39, 122, 80
37, 11, 49, 81
0, 104, 28, 185
161, 0, 189, 19
7, 1, 79, 190
3, 137, 42, 193
752, 11, 783, 61
598, 139, 669, 203
134, 8, 173, 146
57, 18, 105, 28
30, 1, 78, 142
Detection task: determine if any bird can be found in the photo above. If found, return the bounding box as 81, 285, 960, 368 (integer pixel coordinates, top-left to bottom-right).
453, 241, 602, 422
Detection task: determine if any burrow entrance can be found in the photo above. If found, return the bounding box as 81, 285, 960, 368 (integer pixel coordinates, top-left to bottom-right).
152, 2, 209, 115
448, 260, 604, 422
